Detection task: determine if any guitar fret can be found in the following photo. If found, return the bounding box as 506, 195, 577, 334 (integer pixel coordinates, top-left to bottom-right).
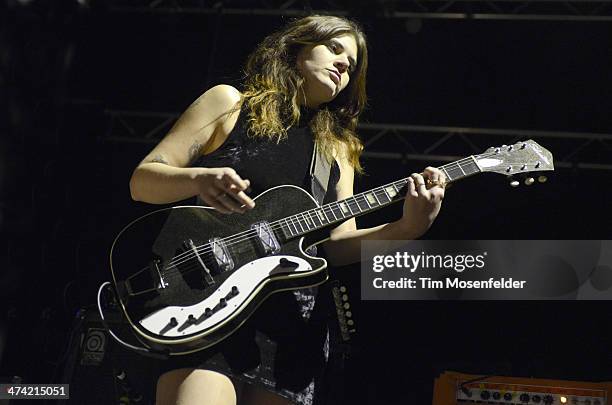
339, 201, 351, 215
396, 180, 408, 192
310, 210, 322, 227
327, 205, 338, 221
442, 159, 480, 182
372, 190, 382, 205
462, 160, 480, 175
316, 209, 327, 223
286, 218, 298, 236
291, 216, 303, 234
364, 193, 375, 208
330, 203, 344, 220
321, 207, 332, 222
356, 194, 369, 211
279, 220, 290, 237
339, 203, 346, 218
377, 188, 392, 204
303, 213, 313, 229
346, 200, 357, 215
441, 167, 452, 182
281, 218, 289, 236
347, 197, 359, 213
444, 164, 463, 181
300, 213, 311, 230
385, 186, 398, 199
381, 188, 390, 201
295, 215, 305, 233
344, 197, 355, 214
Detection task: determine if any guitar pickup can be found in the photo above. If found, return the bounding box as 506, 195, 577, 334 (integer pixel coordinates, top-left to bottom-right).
208, 237, 234, 273
251, 221, 281, 255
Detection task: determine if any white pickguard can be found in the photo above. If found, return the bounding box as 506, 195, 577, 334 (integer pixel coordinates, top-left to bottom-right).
139, 255, 312, 337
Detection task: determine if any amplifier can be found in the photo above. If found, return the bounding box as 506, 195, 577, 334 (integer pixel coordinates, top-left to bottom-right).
58, 308, 161, 405
434, 371, 612, 405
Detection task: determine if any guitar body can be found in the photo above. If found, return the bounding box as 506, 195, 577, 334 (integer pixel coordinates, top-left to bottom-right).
110, 185, 328, 355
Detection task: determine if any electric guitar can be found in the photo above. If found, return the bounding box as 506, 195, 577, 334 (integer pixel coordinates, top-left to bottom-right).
109, 140, 554, 355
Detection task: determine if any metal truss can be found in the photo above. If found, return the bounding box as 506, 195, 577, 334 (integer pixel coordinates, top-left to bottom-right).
358, 122, 612, 171
102, 109, 612, 171
106, 0, 612, 22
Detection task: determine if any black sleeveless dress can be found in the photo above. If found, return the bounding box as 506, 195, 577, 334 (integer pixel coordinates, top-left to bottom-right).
159, 108, 341, 405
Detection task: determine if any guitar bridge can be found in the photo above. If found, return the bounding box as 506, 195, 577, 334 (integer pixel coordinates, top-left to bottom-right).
184, 239, 215, 285
251, 221, 281, 255
121, 257, 167, 297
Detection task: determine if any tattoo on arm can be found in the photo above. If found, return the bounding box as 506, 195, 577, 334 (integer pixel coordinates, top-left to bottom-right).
189, 96, 203, 110
188, 141, 203, 161
148, 154, 169, 165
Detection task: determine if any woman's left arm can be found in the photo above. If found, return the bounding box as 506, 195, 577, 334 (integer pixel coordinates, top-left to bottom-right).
321, 152, 446, 267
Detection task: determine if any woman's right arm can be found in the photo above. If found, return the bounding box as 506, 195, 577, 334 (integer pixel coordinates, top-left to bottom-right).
129, 84, 255, 213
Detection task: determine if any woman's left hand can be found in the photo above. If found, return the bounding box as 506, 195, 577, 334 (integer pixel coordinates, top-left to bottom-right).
400, 167, 447, 239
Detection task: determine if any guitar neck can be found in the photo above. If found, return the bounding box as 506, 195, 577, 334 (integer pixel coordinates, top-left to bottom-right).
277, 155, 482, 239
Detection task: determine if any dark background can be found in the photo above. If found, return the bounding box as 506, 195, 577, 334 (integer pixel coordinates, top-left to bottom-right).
1, 1, 611, 404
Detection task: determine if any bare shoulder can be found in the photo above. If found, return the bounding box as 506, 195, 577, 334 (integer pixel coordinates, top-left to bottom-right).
191, 84, 241, 107
166, 84, 242, 138
138, 84, 243, 168
190, 84, 243, 154
190, 84, 242, 112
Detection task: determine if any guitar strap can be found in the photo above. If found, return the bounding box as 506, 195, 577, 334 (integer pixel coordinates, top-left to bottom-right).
308, 141, 353, 397
309, 140, 332, 206
304, 140, 333, 258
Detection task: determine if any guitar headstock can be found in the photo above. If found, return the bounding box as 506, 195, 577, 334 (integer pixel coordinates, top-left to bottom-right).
474, 140, 554, 186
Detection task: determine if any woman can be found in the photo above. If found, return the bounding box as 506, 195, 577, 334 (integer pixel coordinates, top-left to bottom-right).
129, 14, 446, 405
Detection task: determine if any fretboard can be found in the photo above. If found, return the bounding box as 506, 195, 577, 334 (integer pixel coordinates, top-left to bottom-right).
277, 155, 481, 239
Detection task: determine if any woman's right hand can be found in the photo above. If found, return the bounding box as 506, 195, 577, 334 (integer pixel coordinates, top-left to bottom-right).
196, 167, 255, 214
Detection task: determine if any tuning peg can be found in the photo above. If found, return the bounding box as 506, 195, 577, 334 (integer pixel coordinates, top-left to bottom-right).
538, 175, 548, 183
508, 176, 520, 187
524, 177, 535, 186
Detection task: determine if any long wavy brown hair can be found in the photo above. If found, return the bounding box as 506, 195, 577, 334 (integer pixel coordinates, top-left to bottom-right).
240, 15, 368, 173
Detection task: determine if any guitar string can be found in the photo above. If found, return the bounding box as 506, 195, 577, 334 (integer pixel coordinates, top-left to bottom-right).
164, 153, 480, 267
163, 181, 398, 268
167, 184, 399, 266
164, 178, 416, 273
158, 153, 498, 280
162, 152, 498, 273
164, 146, 540, 283
166, 151, 500, 267
159, 186, 396, 282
